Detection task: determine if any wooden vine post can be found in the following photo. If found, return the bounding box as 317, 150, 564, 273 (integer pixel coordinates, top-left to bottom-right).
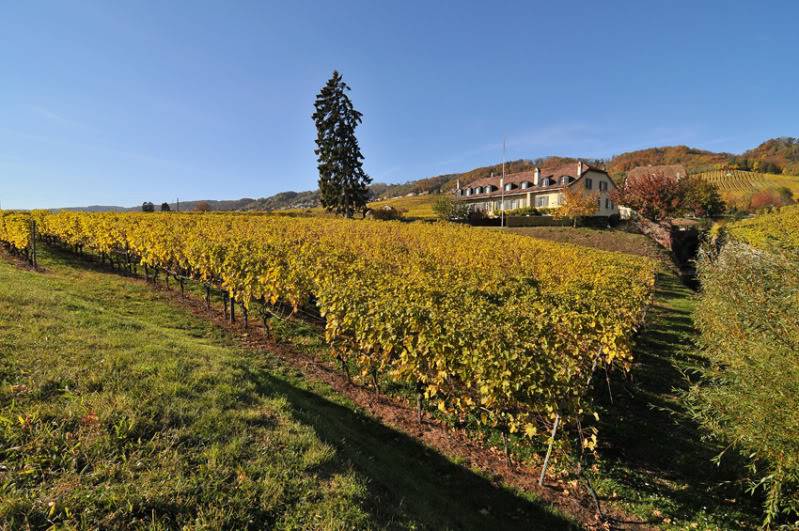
538, 413, 561, 486
29, 220, 37, 268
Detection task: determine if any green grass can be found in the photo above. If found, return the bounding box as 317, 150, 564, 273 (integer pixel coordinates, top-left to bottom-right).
0, 247, 574, 529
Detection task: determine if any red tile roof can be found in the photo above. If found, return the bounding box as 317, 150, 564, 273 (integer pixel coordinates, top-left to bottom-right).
457, 161, 607, 199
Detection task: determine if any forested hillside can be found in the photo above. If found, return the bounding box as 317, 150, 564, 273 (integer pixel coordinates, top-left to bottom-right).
606, 146, 730, 175
606, 137, 799, 178
742, 137, 799, 175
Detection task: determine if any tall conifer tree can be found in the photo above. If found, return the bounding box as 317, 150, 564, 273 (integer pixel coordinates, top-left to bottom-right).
312, 71, 371, 217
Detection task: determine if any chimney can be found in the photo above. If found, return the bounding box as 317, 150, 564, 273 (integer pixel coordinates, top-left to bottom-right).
577, 160, 583, 175
533, 167, 540, 186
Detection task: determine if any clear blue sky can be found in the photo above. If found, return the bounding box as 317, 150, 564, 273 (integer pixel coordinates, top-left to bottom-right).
2, 1, 797, 209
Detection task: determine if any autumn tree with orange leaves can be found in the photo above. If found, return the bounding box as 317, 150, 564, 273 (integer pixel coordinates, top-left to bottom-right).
556, 187, 599, 226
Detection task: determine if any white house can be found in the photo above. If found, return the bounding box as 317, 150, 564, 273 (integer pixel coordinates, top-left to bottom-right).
454, 161, 619, 216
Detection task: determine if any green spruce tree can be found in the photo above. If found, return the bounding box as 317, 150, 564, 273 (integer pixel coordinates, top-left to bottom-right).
312, 71, 371, 218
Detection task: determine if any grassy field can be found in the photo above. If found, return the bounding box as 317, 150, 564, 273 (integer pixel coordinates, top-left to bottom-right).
0, 247, 574, 529
367, 194, 442, 219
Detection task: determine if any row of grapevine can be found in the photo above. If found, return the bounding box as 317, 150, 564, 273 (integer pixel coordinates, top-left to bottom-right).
0, 211, 36, 265
695, 169, 771, 191
29, 211, 656, 444
725, 204, 799, 253
692, 206, 799, 526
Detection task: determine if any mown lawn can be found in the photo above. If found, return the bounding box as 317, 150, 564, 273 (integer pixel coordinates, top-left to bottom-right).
0, 247, 574, 529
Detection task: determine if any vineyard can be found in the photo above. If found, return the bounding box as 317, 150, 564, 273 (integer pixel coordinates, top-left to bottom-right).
0, 211, 33, 255
695, 169, 799, 196
691, 205, 799, 525
725, 204, 799, 253
1, 211, 655, 451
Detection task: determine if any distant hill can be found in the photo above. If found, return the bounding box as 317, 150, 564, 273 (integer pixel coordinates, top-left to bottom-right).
58, 137, 797, 213
58, 205, 129, 212
238, 191, 319, 211
606, 146, 731, 176
605, 138, 799, 178
742, 137, 799, 175
57, 194, 320, 213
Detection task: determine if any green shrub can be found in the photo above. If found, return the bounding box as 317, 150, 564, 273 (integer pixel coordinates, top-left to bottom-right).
505, 206, 541, 216
432, 195, 469, 220
689, 235, 799, 526
368, 206, 405, 220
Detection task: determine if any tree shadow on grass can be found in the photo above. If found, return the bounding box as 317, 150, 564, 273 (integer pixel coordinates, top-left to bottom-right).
245, 368, 578, 530
596, 272, 759, 527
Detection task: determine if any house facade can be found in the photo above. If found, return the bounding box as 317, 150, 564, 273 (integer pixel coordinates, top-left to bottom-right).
454, 161, 618, 216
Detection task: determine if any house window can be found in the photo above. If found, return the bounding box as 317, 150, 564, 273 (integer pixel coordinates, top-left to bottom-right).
605, 198, 612, 209
599, 181, 608, 191
535, 195, 549, 208
585, 178, 593, 190
521, 181, 530, 189
504, 183, 513, 191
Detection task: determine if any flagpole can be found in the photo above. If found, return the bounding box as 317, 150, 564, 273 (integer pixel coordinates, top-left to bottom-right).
500, 138, 506, 228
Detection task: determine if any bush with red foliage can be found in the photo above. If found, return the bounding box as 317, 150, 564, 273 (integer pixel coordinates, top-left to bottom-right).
612, 170, 724, 221
748, 188, 795, 211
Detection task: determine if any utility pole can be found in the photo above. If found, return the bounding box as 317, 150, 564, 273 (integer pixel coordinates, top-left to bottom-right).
176, 198, 180, 212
